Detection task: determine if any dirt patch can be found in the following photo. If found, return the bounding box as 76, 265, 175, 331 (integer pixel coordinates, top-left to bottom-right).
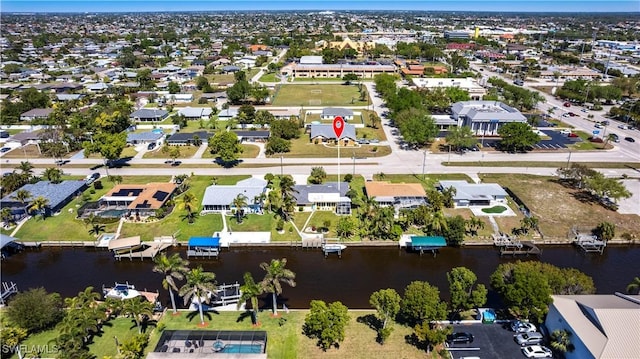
480, 174, 640, 240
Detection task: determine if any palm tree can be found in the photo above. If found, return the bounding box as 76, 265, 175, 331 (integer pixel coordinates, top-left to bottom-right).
153, 253, 190, 314
88, 223, 106, 237
14, 189, 31, 207
18, 161, 34, 178
178, 266, 217, 325
122, 297, 154, 333
550, 329, 573, 354
232, 194, 248, 224
1, 207, 15, 227
466, 217, 485, 237
42, 167, 63, 183
627, 277, 640, 294
428, 210, 449, 235
29, 196, 50, 220
179, 192, 198, 224
260, 258, 296, 316
238, 272, 263, 324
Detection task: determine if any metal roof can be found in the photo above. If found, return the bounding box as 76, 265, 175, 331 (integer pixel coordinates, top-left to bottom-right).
188, 237, 220, 247
126, 131, 164, 142
293, 182, 349, 205
410, 236, 447, 248
322, 107, 354, 118
202, 178, 267, 206
1, 180, 86, 211
438, 180, 508, 201
310, 124, 356, 140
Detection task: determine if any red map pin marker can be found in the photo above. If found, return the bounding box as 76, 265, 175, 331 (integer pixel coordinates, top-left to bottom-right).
333, 116, 344, 139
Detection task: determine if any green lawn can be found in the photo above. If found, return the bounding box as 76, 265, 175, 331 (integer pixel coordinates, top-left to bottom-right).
148, 310, 427, 359
259, 72, 279, 82
482, 205, 508, 214
143, 145, 201, 159
227, 213, 273, 232
443, 161, 640, 168
201, 143, 260, 159
121, 146, 139, 158
304, 211, 340, 237
292, 211, 312, 231
271, 84, 369, 107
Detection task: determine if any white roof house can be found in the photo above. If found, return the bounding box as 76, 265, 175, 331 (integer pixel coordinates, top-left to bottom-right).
201, 177, 267, 212
438, 180, 508, 207
545, 293, 640, 359
178, 107, 213, 119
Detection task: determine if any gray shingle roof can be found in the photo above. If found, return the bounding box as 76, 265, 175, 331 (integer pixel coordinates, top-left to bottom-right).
310, 124, 356, 140
322, 108, 354, 118
126, 131, 164, 143
1, 180, 86, 211
293, 182, 349, 205
130, 109, 169, 120
167, 131, 211, 143
20, 108, 54, 118
178, 107, 213, 118
202, 178, 267, 206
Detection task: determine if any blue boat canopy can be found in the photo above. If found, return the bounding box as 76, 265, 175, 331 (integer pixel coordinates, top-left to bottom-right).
409, 236, 446, 249
188, 237, 220, 247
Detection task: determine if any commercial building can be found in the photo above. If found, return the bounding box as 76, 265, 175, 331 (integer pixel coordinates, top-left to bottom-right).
451, 101, 527, 136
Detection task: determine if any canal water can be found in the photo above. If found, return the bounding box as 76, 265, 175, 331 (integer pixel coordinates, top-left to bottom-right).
1, 245, 638, 309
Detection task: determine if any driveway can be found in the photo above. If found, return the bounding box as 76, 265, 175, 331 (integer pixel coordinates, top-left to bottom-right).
618, 179, 640, 215
447, 322, 530, 359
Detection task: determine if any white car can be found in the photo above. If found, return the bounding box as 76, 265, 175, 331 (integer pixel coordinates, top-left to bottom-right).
511, 320, 537, 333
522, 345, 553, 358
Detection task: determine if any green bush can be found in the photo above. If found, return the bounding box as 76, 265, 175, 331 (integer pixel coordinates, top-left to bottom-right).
5, 288, 64, 333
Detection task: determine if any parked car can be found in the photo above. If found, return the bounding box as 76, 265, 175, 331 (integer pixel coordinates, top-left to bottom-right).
85, 172, 100, 184
594, 123, 603, 129
611, 134, 620, 143
0, 147, 10, 153
510, 320, 537, 333
147, 142, 156, 150
515, 332, 544, 346
625, 137, 636, 142
522, 345, 553, 358
563, 102, 571, 107
446, 332, 474, 344
618, 124, 629, 129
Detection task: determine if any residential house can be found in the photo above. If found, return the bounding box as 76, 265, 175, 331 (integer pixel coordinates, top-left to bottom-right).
130, 109, 169, 122
99, 182, 177, 217
85, 82, 110, 93
201, 177, 267, 212
450, 101, 527, 136
20, 108, 53, 121
126, 131, 164, 146
164, 93, 193, 103
364, 181, 428, 209
437, 180, 508, 207
544, 293, 640, 359
55, 94, 84, 102
0, 180, 87, 218
310, 124, 356, 145
321, 108, 354, 121
217, 108, 239, 121
268, 109, 299, 119
166, 131, 211, 146
233, 130, 270, 142
178, 107, 213, 120
293, 182, 351, 214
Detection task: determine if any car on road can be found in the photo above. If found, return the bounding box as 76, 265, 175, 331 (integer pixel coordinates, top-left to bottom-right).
625, 137, 636, 142
510, 320, 537, 333
563, 102, 571, 107
515, 332, 544, 346
581, 108, 588, 113
594, 123, 603, 129
611, 134, 620, 142
522, 345, 553, 358
618, 124, 629, 129
85, 172, 100, 184
446, 332, 474, 344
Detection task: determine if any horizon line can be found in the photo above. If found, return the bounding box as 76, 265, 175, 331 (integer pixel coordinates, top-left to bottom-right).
4, 9, 640, 14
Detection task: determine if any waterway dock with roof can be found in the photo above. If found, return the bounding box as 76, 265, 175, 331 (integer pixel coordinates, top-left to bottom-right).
399, 235, 447, 256
499, 240, 542, 256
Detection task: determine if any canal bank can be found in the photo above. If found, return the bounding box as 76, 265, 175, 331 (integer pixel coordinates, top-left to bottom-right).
2, 245, 638, 310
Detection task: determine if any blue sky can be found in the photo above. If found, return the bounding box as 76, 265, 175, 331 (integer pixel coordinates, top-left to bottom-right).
1, 0, 638, 13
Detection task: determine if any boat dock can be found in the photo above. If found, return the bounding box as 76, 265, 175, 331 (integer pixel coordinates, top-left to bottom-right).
0, 282, 18, 305
499, 241, 542, 256
291, 237, 323, 250
322, 239, 346, 258
574, 234, 606, 254
186, 236, 221, 258
111, 236, 175, 261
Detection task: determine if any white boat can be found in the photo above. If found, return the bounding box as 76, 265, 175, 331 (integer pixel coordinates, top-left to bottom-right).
103, 282, 142, 300
322, 244, 347, 253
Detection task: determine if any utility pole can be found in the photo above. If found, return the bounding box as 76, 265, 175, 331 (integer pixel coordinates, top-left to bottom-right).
280, 156, 283, 176
566, 149, 572, 169
421, 150, 427, 180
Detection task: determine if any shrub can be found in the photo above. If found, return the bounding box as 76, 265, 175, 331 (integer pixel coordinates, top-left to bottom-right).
5, 288, 64, 333
343, 174, 353, 182
276, 219, 284, 231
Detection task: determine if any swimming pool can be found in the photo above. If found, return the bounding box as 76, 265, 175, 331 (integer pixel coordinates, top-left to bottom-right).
99, 209, 127, 218
220, 344, 263, 354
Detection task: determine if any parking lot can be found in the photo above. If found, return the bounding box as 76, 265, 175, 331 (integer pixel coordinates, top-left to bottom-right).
481, 130, 579, 150
447, 322, 530, 358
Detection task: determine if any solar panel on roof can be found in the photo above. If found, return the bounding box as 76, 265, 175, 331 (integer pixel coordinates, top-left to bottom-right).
152, 190, 169, 202
113, 188, 143, 196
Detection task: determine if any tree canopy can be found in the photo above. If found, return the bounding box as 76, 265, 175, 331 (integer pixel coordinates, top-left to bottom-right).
303, 300, 350, 351
497, 122, 540, 152
207, 131, 243, 165
399, 281, 448, 326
